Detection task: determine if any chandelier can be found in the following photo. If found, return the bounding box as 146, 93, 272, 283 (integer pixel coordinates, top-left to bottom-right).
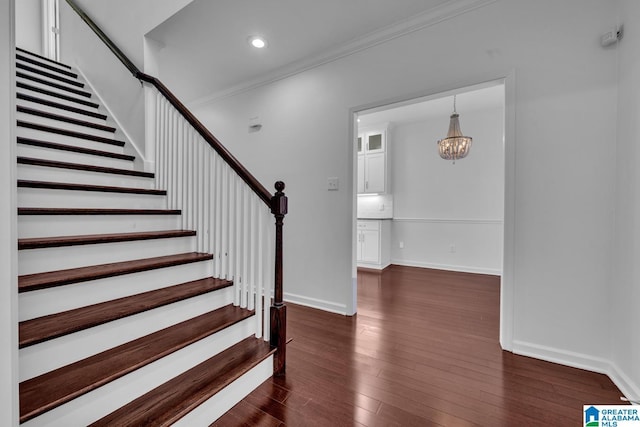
437, 95, 472, 163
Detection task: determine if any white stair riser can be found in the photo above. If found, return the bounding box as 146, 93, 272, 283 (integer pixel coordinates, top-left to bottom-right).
16, 74, 83, 96
174, 356, 273, 427
18, 164, 154, 189
21, 319, 255, 427
19, 236, 197, 275
17, 98, 108, 125
16, 86, 99, 113
19, 260, 214, 322
16, 74, 87, 97
17, 58, 78, 80
17, 127, 124, 155
18, 214, 181, 238
18, 187, 167, 209
17, 143, 133, 170
17, 111, 116, 140
19, 287, 236, 382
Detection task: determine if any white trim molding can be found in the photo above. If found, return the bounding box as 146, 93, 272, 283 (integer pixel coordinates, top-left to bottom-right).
393, 217, 503, 225
512, 340, 640, 403
75, 67, 148, 170
392, 259, 501, 276
284, 292, 348, 316
608, 363, 640, 405
188, 0, 498, 107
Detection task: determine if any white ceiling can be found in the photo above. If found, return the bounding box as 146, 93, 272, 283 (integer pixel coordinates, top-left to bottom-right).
357, 82, 504, 128
146, 0, 458, 103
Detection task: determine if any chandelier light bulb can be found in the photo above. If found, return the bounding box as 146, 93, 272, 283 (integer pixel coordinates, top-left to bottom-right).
437, 95, 472, 163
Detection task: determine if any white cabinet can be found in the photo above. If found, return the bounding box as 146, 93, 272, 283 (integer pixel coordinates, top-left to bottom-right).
357, 154, 365, 194
364, 152, 385, 193
357, 127, 388, 194
356, 220, 391, 269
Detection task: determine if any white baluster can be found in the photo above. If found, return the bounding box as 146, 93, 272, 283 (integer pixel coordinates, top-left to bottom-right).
236, 180, 244, 307
231, 172, 239, 303
255, 201, 264, 338
213, 155, 222, 277
219, 162, 228, 279
149, 86, 279, 343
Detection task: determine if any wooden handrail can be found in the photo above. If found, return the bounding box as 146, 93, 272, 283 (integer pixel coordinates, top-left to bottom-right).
65, 0, 140, 77
136, 73, 272, 206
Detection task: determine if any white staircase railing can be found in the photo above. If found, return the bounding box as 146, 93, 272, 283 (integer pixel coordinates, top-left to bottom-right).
151, 88, 274, 340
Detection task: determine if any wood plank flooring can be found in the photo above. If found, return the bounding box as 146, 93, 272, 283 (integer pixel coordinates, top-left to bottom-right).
215, 265, 625, 426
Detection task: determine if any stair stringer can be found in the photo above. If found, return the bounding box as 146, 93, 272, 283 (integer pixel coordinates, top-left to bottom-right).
74, 66, 148, 172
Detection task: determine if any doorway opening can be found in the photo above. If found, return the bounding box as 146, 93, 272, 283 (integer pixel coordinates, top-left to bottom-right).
43, 0, 60, 61
352, 78, 509, 343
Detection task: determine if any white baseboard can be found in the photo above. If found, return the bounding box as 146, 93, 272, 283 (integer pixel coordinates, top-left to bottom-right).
608, 362, 640, 404
391, 259, 501, 276
284, 292, 347, 316
512, 340, 640, 403
356, 262, 391, 270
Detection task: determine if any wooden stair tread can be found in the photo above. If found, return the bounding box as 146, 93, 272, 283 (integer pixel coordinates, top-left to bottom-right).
19, 229, 193, 250
19, 252, 212, 292
19, 304, 247, 424
17, 122, 123, 146
18, 180, 165, 196
18, 157, 153, 178
17, 106, 116, 132
16, 53, 78, 78
17, 93, 106, 119
17, 137, 134, 161
19, 275, 230, 349
16, 62, 83, 88
16, 71, 91, 98
17, 82, 98, 108
16, 47, 73, 70
90, 337, 274, 427
18, 207, 179, 215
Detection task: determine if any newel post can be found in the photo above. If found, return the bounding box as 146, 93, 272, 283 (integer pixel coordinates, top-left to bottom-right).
270, 181, 288, 376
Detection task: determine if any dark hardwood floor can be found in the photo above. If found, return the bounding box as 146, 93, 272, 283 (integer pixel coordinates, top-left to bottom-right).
214, 265, 625, 426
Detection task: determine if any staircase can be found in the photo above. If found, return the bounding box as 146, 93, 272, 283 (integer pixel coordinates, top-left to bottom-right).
15, 48, 276, 426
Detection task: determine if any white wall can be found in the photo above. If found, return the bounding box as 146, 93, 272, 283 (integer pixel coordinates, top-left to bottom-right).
187, 0, 626, 387
15, 0, 41, 54
56, 0, 194, 164
1, 0, 18, 424
611, 0, 640, 400
389, 103, 504, 274
52, 0, 636, 397
73, 0, 193, 69
58, 1, 146, 162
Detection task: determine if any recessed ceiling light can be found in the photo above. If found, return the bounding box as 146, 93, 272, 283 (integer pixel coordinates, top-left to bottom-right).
248, 35, 267, 49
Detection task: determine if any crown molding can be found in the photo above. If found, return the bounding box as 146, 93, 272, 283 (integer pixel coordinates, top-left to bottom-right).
188, 0, 498, 108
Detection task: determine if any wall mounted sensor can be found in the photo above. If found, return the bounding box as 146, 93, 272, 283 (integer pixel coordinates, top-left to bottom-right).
248, 116, 262, 133
601, 25, 623, 47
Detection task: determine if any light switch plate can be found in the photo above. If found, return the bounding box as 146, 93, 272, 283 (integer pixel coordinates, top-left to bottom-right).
327, 177, 339, 191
